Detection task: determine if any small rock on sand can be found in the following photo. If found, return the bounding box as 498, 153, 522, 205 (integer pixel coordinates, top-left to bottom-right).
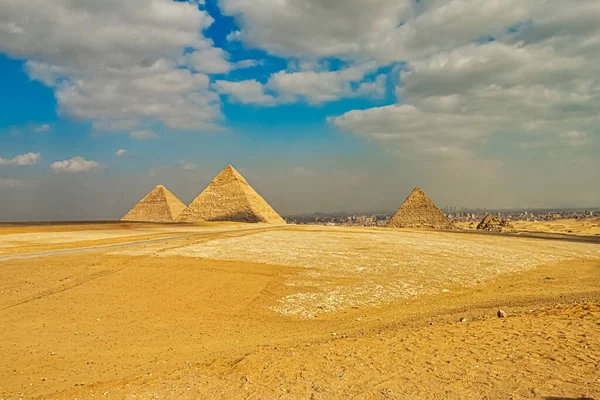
497, 309, 507, 318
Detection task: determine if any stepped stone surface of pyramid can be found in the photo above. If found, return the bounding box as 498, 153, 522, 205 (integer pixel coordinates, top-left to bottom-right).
476, 213, 516, 233
177, 165, 285, 224
387, 187, 454, 230
121, 185, 186, 223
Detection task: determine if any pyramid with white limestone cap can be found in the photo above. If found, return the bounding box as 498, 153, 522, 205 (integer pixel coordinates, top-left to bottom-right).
177, 165, 285, 224
121, 185, 186, 222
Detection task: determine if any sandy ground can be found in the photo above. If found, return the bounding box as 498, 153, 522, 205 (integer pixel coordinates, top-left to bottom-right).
0, 223, 599, 399
512, 218, 600, 236
0, 222, 263, 256
457, 217, 600, 237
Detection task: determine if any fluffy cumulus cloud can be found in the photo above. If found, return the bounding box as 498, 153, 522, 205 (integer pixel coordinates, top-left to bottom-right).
213, 0, 600, 158
267, 62, 383, 104
0, 152, 42, 166
115, 149, 128, 158
215, 63, 385, 106
0, 0, 225, 131
1, 0, 599, 207
50, 157, 98, 174
317, 1, 600, 160
221, 0, 534, 61
213, 80, 276, 106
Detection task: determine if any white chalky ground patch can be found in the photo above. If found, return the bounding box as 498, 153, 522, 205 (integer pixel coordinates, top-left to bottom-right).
154, 229, 600, 318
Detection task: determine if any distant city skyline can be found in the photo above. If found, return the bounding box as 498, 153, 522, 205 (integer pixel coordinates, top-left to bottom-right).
1, 1, 599, 221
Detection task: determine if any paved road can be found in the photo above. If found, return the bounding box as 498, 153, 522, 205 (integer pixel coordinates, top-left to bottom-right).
0, 225, 283, 262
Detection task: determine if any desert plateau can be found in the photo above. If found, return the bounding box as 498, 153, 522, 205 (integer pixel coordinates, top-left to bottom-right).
1, 221, 599, 399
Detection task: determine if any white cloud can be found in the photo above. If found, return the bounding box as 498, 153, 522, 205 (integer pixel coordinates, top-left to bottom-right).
50, 157, 98, 174
182, 43, 233, 74
217, 0, 600, 157
0, 0, 224, 131
215, 63, 383, 106
1, 0, 599, 165
324, 2, 600, 159
221, 0, 403, 58
179, 160, 198, 171
267, 62, 379, 104
221, 0, 534, 61
235, 59, 263, 69
213, 80, 276, 106
0, 152, 42, 166
34, 60, 223, 131
130, 130, 157, 140
33, 124, 50, 133
115, 149, 128, 158
356, 74, 387, 99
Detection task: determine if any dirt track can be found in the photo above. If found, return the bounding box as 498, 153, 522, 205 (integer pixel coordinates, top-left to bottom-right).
0, 224, 599, 399
0, 225, 281, 262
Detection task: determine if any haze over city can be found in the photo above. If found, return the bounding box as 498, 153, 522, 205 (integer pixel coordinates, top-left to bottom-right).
1, 0, 599, 221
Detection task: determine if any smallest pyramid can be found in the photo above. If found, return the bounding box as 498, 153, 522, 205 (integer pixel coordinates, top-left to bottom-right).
121, 185, 186, 223
387, 187, 454, 230
476, 214, 515, 233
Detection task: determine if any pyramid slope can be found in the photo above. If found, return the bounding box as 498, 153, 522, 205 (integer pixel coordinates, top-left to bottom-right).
387, 187, 454, 230
121, 185, 186, 222
177, 165, 285, 224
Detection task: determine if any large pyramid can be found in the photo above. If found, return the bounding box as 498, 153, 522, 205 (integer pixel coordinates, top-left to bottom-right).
177, 165, 285, 224
387, 187, 454, 230
121, 185, 186, 223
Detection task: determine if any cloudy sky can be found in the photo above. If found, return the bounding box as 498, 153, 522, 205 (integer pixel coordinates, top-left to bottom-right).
1, 0, 599, 220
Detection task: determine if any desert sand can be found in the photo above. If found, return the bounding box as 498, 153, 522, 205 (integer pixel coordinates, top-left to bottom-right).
457, 217, 600, 237
0, 223, 599, 399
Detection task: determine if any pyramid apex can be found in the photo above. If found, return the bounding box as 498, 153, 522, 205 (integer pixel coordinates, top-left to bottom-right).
406, 186, 427, 198
213, 164, 247, 185
223, 164, 242, 174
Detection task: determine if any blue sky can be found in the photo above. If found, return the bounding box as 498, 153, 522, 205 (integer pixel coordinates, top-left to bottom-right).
0, 0, 599, 220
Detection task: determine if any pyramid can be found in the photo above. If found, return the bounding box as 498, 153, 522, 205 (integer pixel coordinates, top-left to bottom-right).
387, 187, 454, 230
177, 165, 285, 224
121, 185, 186, 222
476, 214, 515, 233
